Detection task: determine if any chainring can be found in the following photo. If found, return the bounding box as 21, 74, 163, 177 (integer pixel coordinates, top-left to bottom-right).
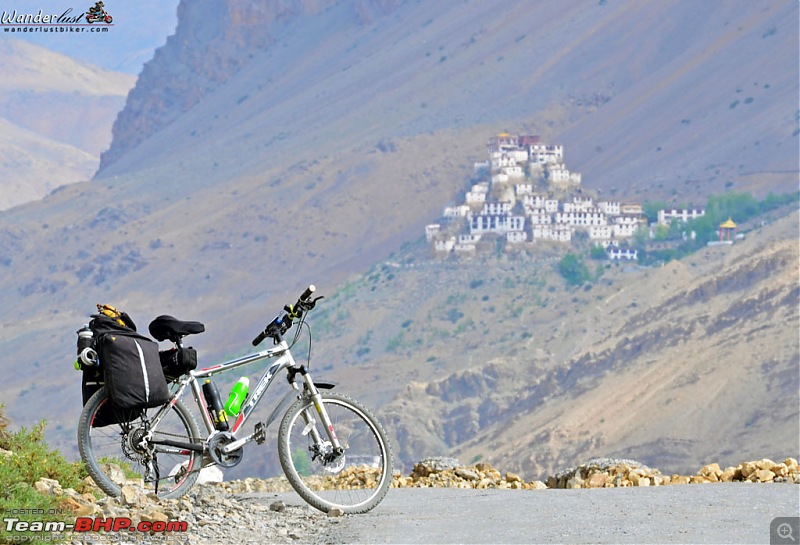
207, 431, 243, 468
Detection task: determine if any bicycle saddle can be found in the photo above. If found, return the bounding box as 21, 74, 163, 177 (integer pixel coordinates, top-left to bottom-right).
148, 315, 205, 342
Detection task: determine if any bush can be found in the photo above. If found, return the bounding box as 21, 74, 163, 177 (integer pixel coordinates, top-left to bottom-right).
558, 253, 592, 287
0, 405, 88, 543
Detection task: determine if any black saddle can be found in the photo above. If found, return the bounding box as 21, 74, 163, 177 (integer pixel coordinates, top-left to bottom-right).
148, 315, 205, 343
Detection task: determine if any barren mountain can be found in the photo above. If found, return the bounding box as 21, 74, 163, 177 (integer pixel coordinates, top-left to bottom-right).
0, 0, 796, 476
0, 39, 135, 210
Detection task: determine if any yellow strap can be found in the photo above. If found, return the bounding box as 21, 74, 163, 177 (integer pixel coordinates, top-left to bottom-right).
96, 303, 126, 326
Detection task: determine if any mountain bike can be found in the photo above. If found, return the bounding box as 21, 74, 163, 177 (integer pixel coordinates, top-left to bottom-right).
77, 286, 393, 514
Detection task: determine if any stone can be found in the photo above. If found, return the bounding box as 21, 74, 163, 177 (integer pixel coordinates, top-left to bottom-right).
416, 457, 462, 472
0, 448, 12, 458
719, 468, 736, 482
700, 463, 721, 477
633, 477, 650, 487
327, 507, 344, 518
756, 459, 776, 471
587, 473, 607, 488
120, 485, 141, 507
529, 481, 548, 490
753, 469, 775, 482
141, 510, 169, 524
34, 478, 62, 495
671, 475, 690, 485
567, 475, 584, 489
197, 465, 224, 484
771, 464, 788, 478
269, 501, 285, 512
740, 462, 758, 478
455, 468, 480, 481
105, 463, 127, 485
505, 472, 523, 483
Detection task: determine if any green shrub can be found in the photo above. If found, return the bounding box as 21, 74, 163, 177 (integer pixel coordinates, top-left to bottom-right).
558, 253, 592, 287
0, 405, 88, 543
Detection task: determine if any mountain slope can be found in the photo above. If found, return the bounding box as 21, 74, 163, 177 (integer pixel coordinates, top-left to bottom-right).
0, 117, 97, 210
320, 212, 799, 477
0, 39, 134, 209
0, 0, 796, 469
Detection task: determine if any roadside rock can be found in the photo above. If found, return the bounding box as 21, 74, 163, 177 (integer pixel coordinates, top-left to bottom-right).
544, 457, 800, 489
27, 455, 797, 543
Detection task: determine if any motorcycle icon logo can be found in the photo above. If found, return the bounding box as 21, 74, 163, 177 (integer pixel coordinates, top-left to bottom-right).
85, 1, 112, 24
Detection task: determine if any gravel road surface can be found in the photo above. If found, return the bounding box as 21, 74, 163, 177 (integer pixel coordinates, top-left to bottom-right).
291, 484, 800, 544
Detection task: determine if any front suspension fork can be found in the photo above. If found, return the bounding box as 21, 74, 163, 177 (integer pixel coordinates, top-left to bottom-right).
292, 368, 344, 457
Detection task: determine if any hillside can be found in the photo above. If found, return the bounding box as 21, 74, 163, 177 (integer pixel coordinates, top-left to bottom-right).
287, 210, 799, 478
0, 39, 135, 210
0, 0, 796, 474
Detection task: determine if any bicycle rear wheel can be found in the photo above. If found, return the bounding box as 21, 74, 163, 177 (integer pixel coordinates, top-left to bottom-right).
77, 388, 201, 499
278, 392, 393, 514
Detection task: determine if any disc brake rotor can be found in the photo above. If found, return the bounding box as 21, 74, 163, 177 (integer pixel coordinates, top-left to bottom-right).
121, 426, 150, 463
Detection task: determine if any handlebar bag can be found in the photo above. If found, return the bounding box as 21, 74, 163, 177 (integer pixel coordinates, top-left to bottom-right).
97, 330, 170, 410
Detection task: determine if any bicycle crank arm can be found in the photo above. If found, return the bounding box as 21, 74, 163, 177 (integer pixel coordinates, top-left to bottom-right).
221, 422, 267, 454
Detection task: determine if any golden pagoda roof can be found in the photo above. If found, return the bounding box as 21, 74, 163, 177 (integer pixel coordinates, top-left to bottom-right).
720, 218, 737, 228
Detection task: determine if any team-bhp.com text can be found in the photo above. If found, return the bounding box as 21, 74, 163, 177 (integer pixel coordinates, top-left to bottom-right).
4, 516, 188, 533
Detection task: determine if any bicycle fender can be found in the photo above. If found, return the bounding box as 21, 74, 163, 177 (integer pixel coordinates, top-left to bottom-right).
265, 391, 301, 429
265, 383, 337, 429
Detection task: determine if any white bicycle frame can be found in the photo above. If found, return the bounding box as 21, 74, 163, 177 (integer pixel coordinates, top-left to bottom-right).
146, 338, 341, 459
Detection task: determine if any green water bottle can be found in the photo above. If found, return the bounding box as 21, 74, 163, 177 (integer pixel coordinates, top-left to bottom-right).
224, 377, 250, 417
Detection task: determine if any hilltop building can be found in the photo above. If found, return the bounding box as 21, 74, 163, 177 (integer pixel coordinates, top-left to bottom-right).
426, 133, 646, 255
658, 208, 705, 225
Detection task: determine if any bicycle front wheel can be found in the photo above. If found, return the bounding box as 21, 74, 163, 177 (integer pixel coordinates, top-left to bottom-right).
77, 388, 201, 499
278, 392, 393, 514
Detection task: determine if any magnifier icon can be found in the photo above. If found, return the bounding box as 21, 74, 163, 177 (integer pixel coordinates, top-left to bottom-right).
778, 523, 796, 542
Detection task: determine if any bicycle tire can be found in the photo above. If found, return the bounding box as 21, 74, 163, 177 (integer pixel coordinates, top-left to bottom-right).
77, 387, 201, 499
278, 392, 393, 514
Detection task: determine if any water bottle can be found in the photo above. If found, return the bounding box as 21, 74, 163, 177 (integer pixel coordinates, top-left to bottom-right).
224, 377, 250, 418
202, 380, 229, 431
74, 325, 98, 370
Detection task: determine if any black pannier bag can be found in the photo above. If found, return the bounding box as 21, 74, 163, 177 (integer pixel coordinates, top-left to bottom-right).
90, 312, 170, 411
97, 331, 170, 410
159, 347, 198, 380
82, 364, 129, 428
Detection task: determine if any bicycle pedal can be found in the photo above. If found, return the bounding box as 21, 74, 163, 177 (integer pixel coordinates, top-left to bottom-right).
253, 422, 266, 445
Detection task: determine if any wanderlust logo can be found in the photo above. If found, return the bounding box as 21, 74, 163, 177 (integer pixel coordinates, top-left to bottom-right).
1, 2, 114, 33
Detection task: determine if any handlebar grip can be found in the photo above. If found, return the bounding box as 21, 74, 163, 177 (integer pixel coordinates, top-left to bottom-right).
252, 330, 268, 347
299, 285, 316, 302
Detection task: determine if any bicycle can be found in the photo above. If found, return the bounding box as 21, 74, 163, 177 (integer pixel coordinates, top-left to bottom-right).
77, 285, 393, 514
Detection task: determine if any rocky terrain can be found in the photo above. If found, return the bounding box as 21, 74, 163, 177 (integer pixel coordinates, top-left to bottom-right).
22, 455, 798, 544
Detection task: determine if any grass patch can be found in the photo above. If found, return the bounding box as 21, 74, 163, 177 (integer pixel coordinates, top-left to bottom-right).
0, 405, 90, 543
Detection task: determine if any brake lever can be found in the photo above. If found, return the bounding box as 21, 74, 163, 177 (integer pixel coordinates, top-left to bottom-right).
305, 295, 325, 310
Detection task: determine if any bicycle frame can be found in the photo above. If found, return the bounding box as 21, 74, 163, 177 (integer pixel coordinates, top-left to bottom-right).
147, 338, 341, 459
188, 339, 297, 435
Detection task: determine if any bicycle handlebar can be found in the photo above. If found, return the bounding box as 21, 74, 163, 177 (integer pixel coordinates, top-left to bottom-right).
299, 284, 316, 303
252, 285, 318, 346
